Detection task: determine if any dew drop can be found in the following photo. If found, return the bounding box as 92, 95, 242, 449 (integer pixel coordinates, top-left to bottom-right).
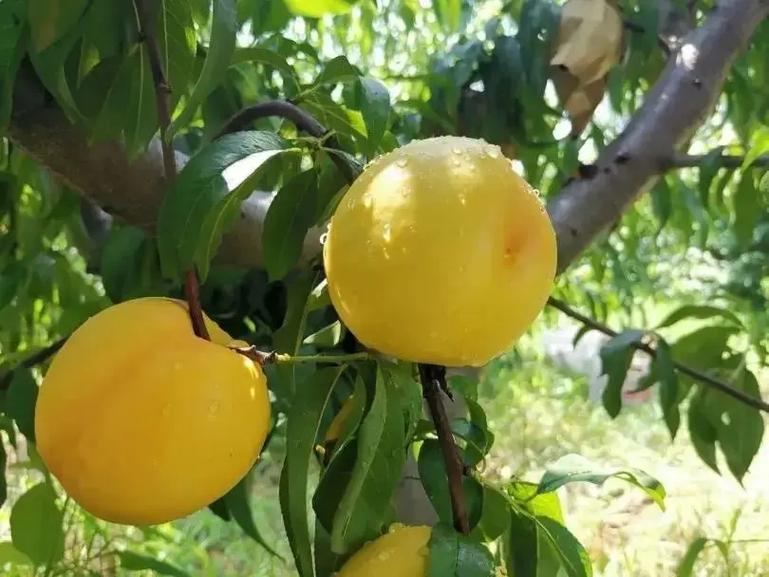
452, 157, 461, 167
382, 223, 392, 242
396, 157, 408, 167
452, 146, 462, 155
531, 187, 541, 197
209, 401, 220, 415
377, 552, 390, 562
388, 522, 405, 533
485, 145, 501, 158
319, 232, 329, 245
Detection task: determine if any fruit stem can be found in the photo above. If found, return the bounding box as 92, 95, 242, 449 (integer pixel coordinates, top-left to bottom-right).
231, 346, 370, 366
419, 363, 470, 535
276, 352, 372, 364
184, 269, 210, 340
135, 0, 211, 342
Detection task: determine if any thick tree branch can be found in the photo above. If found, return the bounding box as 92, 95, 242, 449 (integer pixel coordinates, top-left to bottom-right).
548, 297, 769, 412
668, 153, 769, 169
547, 0, 769, 272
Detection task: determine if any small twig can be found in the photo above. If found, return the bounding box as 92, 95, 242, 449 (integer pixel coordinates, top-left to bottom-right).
668, 153, 769, 169
547, 297, 769, 413
231, 345, 370, 366
215, 99, 358, 184
216, 100, 327, 139
0, 338, 66, 390
419, 363, 470, 534
135, 0, 209, 341
133, 0, 175, 180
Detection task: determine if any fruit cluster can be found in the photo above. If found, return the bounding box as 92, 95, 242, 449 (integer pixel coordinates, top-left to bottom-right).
35, 136, 555, 574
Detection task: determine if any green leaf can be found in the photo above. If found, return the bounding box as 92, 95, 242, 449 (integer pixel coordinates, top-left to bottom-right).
262, 169, 319, 281
314, 156, 349, 223
300, 93, 367, 141
195, 153, 299, 281
741, 127, 769, 170
159, 0, 197, 109
675, 537, 708, 577
358, 77, 391, 155
428, 523, 494, 577
382, 362, 423, 441
537, 453, 665, 510
504, 508, 539, 577
29, 24, 83, 121
10, 483, 64, 567
314, 55, 361, 88
168, 0, 237, 138
656, 305, 743, 330
687, 390, 720, 473
418, 439, 484, 530
507, 481, 564, 523
698, 147, 724, 207
330, 368, 406, 554
0, 0, 27, 129
434, 0, 462, 32
223, 474, 281, 558
118, 551, 189, 577
280, 366, 346, 577
93, 44, 158, 156
0, 541, 33, 568
655, 340, 681, 439
28, 0, 87, 52
650, 178, 672, 230
284, 0, 355, 18
733, 171, 759, 246
717, 369, 765, 481
6, 369, 38, 442
232, 46, 300, 96
0, 261, 25, 311
599, 330, 644, 418
671, 326, 737, 373
157, 130, 291, 280
100, 227, 156, 303
303, 321, 344, 348
537, 516, 592, 577
472, 485, 511, 542
273, 269, 320, 355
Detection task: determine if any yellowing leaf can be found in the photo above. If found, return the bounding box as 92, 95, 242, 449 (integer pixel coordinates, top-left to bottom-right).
550, 0, 623, 86
552, 66, 606, 136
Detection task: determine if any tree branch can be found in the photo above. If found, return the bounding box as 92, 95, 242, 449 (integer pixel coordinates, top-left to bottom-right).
216, 100, 327, 139
135, 0, 209, 341
418, 363, 470, 534
547, 297, 769, 413
547, 0, 769, 272
0, 338, 66, 390
216, 100, 357, 184
668, 153, 769, 169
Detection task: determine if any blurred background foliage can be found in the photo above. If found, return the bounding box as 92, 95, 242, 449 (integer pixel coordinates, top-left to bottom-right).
1, 0, 768, 575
